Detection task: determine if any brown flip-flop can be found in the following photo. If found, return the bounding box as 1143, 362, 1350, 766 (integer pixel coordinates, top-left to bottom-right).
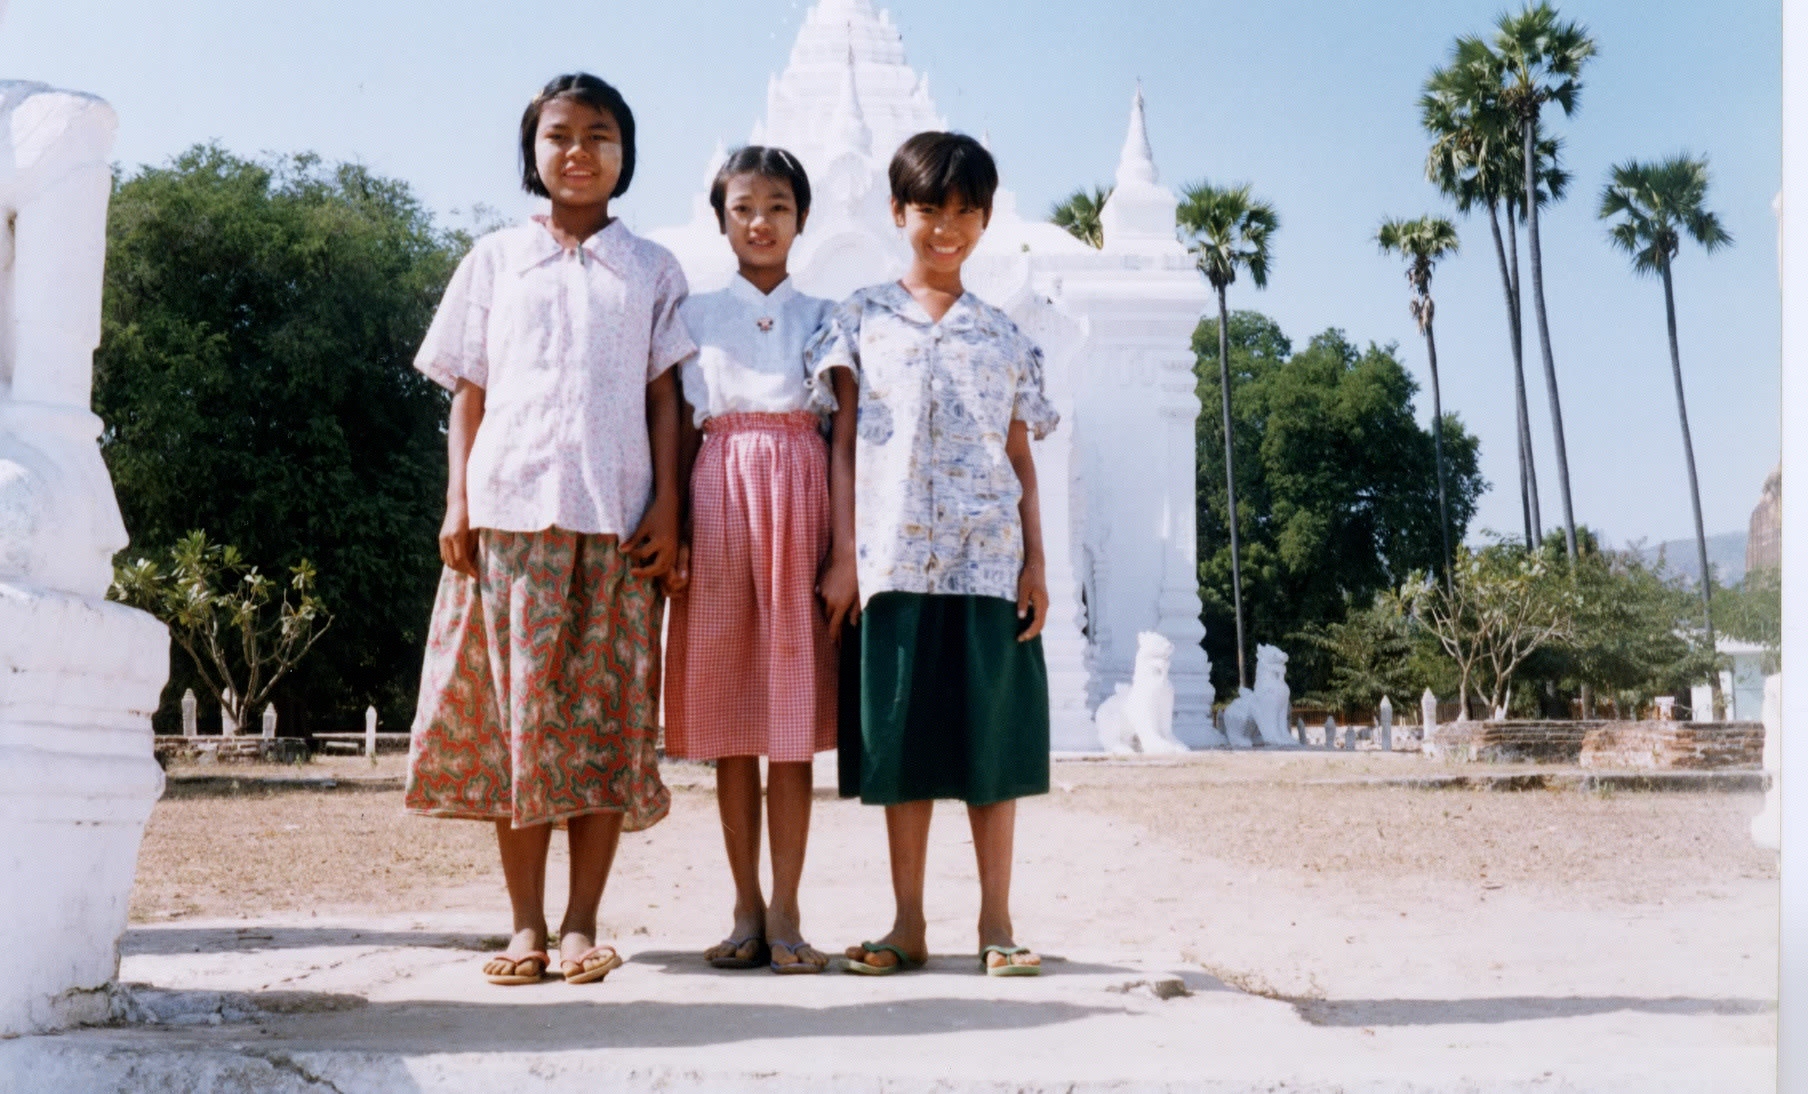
483, 950, 551, 986
562, 944, 624, 984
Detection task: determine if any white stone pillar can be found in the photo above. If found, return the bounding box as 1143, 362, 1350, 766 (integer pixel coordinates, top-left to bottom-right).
261, 704, 277, 741
1378, 695, 1394, 752
365, 705, 378, 758
180, 689, 197, 738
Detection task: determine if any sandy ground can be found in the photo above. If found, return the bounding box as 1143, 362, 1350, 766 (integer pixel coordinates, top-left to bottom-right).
132, 750, 1780, 1008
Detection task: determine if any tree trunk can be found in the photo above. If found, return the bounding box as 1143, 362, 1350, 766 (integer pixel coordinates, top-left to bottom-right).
1506, 210, 1543, 539
1489, 203, 1537, 550
1522, 113, 1578, 564
1217, 286, 1248, 691
1425, 321, 1454, 591
1662, 259, 1722, 718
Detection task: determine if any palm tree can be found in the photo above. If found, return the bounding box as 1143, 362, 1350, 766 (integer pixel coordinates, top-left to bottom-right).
1599, 154, 1732, 716
1493, 1, 1596, 566
1377, 215, 1460, 590
1176, 181, 1278, 691
1421, 40, 1567, 553
1050, 186, 1111, 248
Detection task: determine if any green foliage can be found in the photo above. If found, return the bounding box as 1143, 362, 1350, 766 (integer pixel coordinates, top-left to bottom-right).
1404, 541, 1576, 715
110, 530, 332, 728
1049, 186, 1110, 248
1422, 36, 1570, 220
95, 145, 467, 734
1599, 154, 1731, 277
1375, 215, 1459, 331
1177, 182, 1278, 292
1193, 312, 1485, 697
1716, 566, 1781, 657
1292, 592, 1442, 716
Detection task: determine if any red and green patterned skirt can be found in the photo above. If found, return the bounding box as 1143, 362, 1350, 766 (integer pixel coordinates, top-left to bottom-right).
406, 529, 670, 831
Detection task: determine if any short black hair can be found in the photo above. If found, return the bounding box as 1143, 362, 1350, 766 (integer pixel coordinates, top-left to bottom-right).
519, 73, 636, 199
888, 131, 998, 217
708, 146, 813, 231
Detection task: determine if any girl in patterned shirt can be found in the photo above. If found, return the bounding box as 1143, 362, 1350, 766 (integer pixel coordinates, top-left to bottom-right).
807, 131, 1058, 977
404, 73, 693, 987
662, 147, 854, 974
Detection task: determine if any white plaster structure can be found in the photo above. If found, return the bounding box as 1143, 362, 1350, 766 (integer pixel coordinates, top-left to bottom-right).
1753, 673, 1781, 849
1377, 694, 1393, 752
1094, 630, 1187, 754
0, 2, 170, 1034
651, 0, 1213, 749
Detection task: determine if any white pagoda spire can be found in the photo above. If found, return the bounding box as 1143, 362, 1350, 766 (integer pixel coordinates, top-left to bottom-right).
1115, 81, 1159, 190
828, 43, 872, 157
1099, 82, 1182, 256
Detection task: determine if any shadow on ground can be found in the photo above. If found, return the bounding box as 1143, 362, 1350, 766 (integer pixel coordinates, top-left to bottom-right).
123, 927, 499, 956
1294, 995, 1775, 1026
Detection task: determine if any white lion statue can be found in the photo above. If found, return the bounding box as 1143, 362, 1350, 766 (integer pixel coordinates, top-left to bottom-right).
1095, 631, 1187, 754
1250, 644, 1295, 746
1219, 687, 1258, 748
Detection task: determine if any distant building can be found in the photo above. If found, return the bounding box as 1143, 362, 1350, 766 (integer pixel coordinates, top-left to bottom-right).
1746, 466, 1781, 574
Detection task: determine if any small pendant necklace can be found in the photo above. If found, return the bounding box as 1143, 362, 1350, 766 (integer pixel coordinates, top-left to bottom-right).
755, 316, 774, 333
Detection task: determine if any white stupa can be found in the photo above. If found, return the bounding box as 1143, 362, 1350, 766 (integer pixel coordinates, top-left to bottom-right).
650, 0, 1215, 747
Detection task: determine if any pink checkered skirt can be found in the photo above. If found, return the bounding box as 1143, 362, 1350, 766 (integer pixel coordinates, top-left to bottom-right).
664, 410, 837, 762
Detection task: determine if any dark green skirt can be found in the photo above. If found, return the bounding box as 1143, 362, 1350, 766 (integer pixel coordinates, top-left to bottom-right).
838, 592, 1050, 806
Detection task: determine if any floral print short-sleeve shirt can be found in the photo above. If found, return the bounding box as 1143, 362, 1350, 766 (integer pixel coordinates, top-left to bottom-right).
805, 281, 1058, 606
414, 218, 695, 537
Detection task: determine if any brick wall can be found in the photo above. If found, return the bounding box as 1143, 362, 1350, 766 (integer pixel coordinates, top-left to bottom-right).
1426, 720, 1763, 769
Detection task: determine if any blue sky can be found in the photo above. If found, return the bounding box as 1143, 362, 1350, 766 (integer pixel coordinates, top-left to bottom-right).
0, 0, 1780, 552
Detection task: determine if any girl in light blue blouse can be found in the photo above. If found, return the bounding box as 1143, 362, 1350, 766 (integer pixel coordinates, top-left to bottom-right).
807, 131, 1057, 978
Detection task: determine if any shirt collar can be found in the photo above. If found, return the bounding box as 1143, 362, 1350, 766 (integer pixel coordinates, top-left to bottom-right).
520, 216, 631, 274
873, 280, 978, 332
728, 272, 797, 311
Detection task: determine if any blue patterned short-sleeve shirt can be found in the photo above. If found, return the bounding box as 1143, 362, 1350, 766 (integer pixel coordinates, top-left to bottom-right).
804, 281, 1059, 606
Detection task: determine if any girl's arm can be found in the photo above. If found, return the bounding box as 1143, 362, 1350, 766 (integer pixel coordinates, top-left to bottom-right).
628, 369, 682, 579
439, 379, 485, 578
818, 367, 860, 641
1005, 419, 1048, 641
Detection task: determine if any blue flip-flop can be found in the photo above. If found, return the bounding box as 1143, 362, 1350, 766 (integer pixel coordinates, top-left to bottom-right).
844, 941, 924, 975
769, 939, 829, 975
980, 944, 1042, 977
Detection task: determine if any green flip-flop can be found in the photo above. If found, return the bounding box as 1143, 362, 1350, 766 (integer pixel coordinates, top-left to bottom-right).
980, 944, 1042, 977
844, 941, 924, 976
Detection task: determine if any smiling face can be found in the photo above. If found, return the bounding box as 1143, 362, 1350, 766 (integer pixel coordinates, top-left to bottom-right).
894, 195, 990, 278
721, 171, 803, 277
533, 96, 623, 211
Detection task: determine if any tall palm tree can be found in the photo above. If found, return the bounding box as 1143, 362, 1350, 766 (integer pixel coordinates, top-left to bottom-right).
1421, 41, 1567, 553
1599, 154, 1732, 716
1050, 186, 1111, 248
1377, 215, 1460, 590
1176, 181, 1278, 691
1494, 1, 1596, 566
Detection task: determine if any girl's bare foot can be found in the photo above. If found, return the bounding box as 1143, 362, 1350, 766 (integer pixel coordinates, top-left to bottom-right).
482, 926, 550, 983
842, 930, 928, 971
704, 903, 767, 966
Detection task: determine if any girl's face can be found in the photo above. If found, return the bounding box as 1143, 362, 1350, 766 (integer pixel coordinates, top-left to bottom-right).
894, 195, 989, 277
721, 172, 803, 273
534, 97, 623, 209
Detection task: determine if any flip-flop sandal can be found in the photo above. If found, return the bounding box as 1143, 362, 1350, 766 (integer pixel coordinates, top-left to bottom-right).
980, 944, 1042, 977
483, 950, 550, 986
769, 939, 828, 975
562, 944, 624, 984
844, 941, 924, 976
706, 935, 770, 970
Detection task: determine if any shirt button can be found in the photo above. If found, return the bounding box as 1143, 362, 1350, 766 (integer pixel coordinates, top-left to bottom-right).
931, 329, 944, 342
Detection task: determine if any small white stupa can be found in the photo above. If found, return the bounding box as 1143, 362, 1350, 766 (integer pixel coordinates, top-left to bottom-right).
650, 1, 1214, 747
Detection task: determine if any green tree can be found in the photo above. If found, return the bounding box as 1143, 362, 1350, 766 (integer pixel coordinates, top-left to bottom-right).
1406, 541, 1576, 717
1293, 592, 1437, 718
1493, 1, 1597, 565
1049, 185, 1111, 248
110, 531, 333, 730
1717, 566, 1781, 666
1598, 153, 1732, 715
1421, 43, 1569, 551
1193, 314, 1485, 700
1376, 214, 1460, 587
96, 145, 466, 735
1178, 182, 1279, 688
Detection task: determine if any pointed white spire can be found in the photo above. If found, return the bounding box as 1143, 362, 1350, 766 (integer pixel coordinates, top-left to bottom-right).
702, 137, 727, 184
1115, 81, 1159, 190
828, 42, 872, 157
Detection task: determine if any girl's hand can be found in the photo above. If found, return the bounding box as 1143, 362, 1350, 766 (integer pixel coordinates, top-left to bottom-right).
1015, 557, 1049, 642
662, 542, 691, 595
439, 499, 480, 579
627, 497, 680, 580
817, 552, 860, 643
